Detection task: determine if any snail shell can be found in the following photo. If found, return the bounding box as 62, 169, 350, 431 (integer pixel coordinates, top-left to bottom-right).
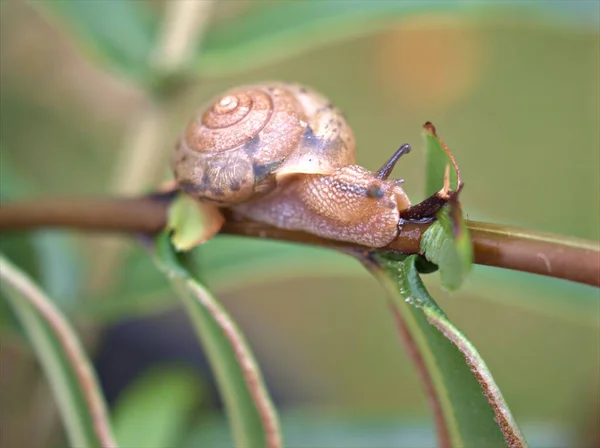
172, 83, 356, 205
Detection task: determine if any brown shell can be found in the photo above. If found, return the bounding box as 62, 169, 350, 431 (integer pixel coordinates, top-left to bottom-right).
172, 83, 356, 205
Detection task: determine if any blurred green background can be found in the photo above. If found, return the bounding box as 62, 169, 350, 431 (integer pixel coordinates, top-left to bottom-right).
1, 1, 598, 447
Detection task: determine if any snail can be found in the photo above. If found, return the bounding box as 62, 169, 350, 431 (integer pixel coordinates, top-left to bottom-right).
172, 82, 453, 248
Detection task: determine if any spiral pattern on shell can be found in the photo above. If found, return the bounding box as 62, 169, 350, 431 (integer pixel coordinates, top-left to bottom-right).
187, 89, 275, 155
172, 83, 356, 205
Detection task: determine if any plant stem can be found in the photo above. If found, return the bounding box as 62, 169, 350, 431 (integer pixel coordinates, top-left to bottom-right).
468, 221, 599, 289
88, 0, 214, 290
0, 196, 598, 288
151, 0, 214, 73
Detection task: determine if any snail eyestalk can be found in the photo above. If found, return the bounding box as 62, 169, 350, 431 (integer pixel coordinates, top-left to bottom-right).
376, 144, 411, 180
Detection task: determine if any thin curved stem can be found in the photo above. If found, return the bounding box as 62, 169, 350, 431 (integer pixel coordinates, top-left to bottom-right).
87, 0, 215, 291
0, 197, 598, 287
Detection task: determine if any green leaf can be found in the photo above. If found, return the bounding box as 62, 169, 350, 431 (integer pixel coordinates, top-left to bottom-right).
422, 124, 459, 197
0, 254, 116, 448
199, 237, 363, 292
30, 0, 599, 83
31, 230, 83, 308
33, 0, 157, 83
420, 207, 472, 291
183, 411, 566, 448
76, 238, 361, 324
420, 124, 472, 290
152, 232, 283, 448
198, 1, 468, 77
366, 254, 527, 448
112, 367, 203, 448
470, 265, 600, 328
167, 193, 223, 251
198, 1, 599, 77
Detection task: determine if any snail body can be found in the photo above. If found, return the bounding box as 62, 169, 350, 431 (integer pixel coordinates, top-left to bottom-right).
172, 82, 413, 247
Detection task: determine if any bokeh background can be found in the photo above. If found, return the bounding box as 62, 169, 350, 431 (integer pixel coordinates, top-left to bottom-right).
1, 1, 598, 447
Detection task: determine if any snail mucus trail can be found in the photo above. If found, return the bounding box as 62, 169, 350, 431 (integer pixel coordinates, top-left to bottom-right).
172, 83, 457, 248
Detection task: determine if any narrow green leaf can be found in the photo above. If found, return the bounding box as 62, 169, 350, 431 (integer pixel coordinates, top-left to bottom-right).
198, 1, 599, 77
152, 232, 282, 448
112, 367, 203, 448
367, 253, 527, 448
0, 254, 116, 448
32, 0, 157, 83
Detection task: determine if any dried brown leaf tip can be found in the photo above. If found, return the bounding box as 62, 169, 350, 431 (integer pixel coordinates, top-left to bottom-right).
423, 121, 463, 190
400, 123, 466, 223
423, 121, 438, 136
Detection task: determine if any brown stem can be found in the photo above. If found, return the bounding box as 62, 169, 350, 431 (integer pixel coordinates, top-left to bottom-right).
468, 221, 599, 288
0, 198, 170, 234
0, 197, 598, 287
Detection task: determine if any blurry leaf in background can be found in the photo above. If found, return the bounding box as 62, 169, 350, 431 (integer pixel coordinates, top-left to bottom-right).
28, 0, 600, 82
198, 237, 362, 293
0, 147, 34, 198
0, 150, 38, 308
466, 266, 600, 328
112, 366, 204, 448
0, 87, 120, 196
78, 237, 360, 324
0, 254, 116, 448
153, 233, 282, 448
368, 254, 525, 448
31, 231, 83, 308
198, 1, 474, 77
197, 1, 599, 77
0, 147, 84, 313
33, 0, 157, 84
183, 411, 568, 448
